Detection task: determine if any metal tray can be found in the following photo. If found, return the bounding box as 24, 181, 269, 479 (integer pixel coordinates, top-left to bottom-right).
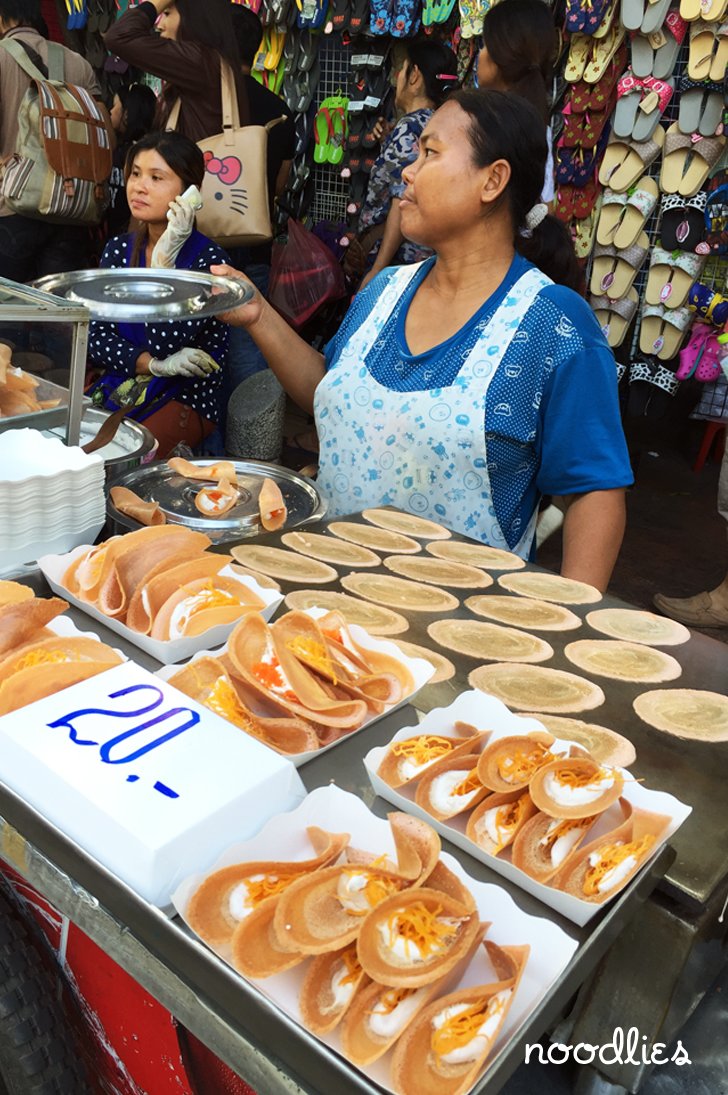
0, 375, 90, 434
32, 268, 253, 322
106, 458, 326, 543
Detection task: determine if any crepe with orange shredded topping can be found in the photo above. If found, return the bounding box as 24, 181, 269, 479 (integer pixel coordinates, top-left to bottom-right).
377, 723, 485, 789
185, 826, 350, 952
465, 790, 537, 857
511, 810, 599, 883
149, 574, 265, 641
476, 732, 560, 794
299, 942, 369, 1034
0, 634, 123, 716
414, 755, 490, 823
340, 925, 487, 1066
125, 554, 233, 635
390, 941, 530, 1095
529, 757, 624, 820
553, 805, 670, 903
356, 887, 481, 988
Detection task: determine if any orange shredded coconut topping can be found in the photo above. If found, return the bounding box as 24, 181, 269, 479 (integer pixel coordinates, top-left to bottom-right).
339, 947, 363, 986
391, 735, 454, 767
453, 768, 482, 797
285, 636, 337, 685
497, 743, 555, 784
368, 987, 414, 1017
14, 649, 70, 670
180, 579, 239, 608
387, 902, 459, 959
341, 867, 399, 915
541, 817, 593, 854
431, 997, 507, 1058
242, 872, 301, 906
206, 677, 263, 738
551, 765, 612, 789
491, 796, 529, 852
583, 835, 656, 896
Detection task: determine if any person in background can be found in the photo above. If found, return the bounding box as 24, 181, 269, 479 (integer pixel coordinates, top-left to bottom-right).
104, 0, 249, 142
106, 83, 157, 237
0, 0, 102, 280
357, 38, 458, 291
225, 2, 295, 390
87, 131, 229, 457
212, 91, 629, 591
477, 0, 557, 205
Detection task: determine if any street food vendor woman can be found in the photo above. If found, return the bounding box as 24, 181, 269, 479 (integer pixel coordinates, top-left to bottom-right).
215, 90, 633, 591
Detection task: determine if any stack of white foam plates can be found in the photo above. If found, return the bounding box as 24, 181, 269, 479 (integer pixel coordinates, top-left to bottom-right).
0, 429, 106, 575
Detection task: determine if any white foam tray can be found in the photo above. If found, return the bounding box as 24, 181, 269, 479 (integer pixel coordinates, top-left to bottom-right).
173, 785, 579, 1095
363, 691, 692, 927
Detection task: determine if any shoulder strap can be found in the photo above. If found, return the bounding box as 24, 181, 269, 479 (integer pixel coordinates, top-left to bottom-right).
166, 98, 182, 132
46, 41, 64, 82
0, 37, 47, 82
220, 61, 240, 144
265, 115, 288, 134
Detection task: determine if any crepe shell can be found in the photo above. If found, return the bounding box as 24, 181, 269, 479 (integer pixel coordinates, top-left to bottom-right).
298, 942, 368, 1035
390, 943, 529, 1095
341, 573, 459, 613
426, 541, 526, 570
414, 755, 490, 822
476, 733, 558, 794
518, 714, 636, 768
465, 594, 581, 632
563, 639, 682, 684
327, 521, 421, 554
231, 544, 337, 584
362, 509, 452, 540
377, 724, 485, 790
585, 608, 690, 647
230, 897, 307, 978
511, 811, 597, 883
382, 555, 492, 589
466, 791, 537, 856
285, 589, 409, 635
497, 572, 602, 605
356, 888, 481, 988
530, 757, 624, 820
633, 688, 728, 741
281, 531, 380, 568
469, 663, 606, 714
428, 619, 553, 664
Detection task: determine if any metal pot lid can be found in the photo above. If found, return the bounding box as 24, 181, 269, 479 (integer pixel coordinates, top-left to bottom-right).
31, 269, 252, 321
107, 458, 326, 536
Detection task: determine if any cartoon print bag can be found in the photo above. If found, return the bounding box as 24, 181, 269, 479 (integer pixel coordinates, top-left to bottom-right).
167, 62, 285, 247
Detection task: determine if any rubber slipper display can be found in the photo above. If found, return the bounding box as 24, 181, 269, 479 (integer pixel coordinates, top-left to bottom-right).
639, 303, 693, 360
659, 123, 726, 196
599, 125, 665, 191
589, 232, 650, 297
659, 191, 708, 250
676, 323, 725, 382
631, 11, 688, 77
622, 0, 672, 32
688, 282, 728, 326
590, 287, 639, 346
596, 176, 659, 247
613, 71, 674, 141
705, 180, 728, 254
573, 197, 603, 257
644, 246, 707, 308
677, 77, 725, 137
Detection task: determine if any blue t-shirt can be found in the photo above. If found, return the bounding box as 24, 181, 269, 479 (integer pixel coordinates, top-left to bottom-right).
324, 255, 632, 550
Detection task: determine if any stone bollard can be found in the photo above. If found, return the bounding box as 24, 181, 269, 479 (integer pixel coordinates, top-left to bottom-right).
225, 370, 286, 462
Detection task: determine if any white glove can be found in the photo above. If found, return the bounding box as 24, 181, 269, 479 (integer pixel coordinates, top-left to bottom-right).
150, 185, 203, 269
149, 347, 219, 378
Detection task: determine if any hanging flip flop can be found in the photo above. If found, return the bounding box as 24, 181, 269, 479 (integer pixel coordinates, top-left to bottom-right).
390, 0, 421, 37
678, 78, 725, 137
327, 104, 348, 164
313, 106, 333, 164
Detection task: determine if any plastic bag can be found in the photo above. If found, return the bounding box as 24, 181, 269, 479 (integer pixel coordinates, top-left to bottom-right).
269, 219, 346, 330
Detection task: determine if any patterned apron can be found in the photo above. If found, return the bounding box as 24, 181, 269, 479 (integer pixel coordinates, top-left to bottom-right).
315, 262, 551, 557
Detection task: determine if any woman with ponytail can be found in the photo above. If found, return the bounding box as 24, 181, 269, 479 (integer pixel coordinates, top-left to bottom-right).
215, 91, 631, 590
477, 0, 557, 203
356, 38, 459, 288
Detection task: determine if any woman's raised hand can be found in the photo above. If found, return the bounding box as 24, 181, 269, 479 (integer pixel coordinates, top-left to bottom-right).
150, 190, 200, 268
210, 264, 265, 329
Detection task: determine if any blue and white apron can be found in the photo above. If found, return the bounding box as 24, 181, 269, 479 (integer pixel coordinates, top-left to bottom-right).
315, 262, 551, 557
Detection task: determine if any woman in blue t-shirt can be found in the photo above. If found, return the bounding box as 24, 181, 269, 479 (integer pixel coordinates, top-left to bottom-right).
213, 91, 632, 591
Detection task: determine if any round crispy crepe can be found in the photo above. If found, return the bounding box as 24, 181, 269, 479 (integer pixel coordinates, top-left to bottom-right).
341, 573, 458, 613
185, 827, 350, 949
0, 580, 34, 606
227, 611, 368, 728
285, 590, 409, 635
298, 943, 367, 1034
229, 562, 281, 591
0, 596, 68, 658
126, 554, 233, 634
96, 526, 211, 619
341, 926, 487, 1066
383, 556, 492, 589
426, 542, 526, 570
390, 943, 530, 1095
519, 714, 636, 768
530, 758, 624, 819
427, 619, 553, 664
356, 888, 480, 988
167, 657, 319, 754
586, 608, 690, 647
497, 572, 602, 605
378, 724, 484, 789
62, 537, 123, 602
0, 657, 123, 716
0, 636, 121, 687
150, 576, 265, 641
230, 896, 307, 977
109, 486, 166, 527
476, 733, 557, 793
633, 689, 728, 741
281, 531, 381, 568
258, 477, 287, 532
552, 807, 669, 902
231, 544, 337, 584
388, 640, 455, 683
469, 663, 606, 714
327, 521, 421, 554
167, 457, 238, 483
465, 595, 581, 632
466, 791, 537, 856
414, 756, 490, 821
362, 509, 452, 540
511, 811, 597, 883
563, 640, 682, 684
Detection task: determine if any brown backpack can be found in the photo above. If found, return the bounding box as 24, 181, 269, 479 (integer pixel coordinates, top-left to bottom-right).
0, 38, 112, 225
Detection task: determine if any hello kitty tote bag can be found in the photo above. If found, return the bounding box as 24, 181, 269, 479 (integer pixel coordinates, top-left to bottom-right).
167, 62, 285, 247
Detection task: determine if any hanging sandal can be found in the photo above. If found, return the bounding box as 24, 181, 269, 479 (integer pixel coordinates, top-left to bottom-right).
639, 303, 693, 360
659, 191, 708, 251
590, 288, 639, 346
599, 125, 665, 191
644, 247, 707, 308
589, 233, 649, 297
